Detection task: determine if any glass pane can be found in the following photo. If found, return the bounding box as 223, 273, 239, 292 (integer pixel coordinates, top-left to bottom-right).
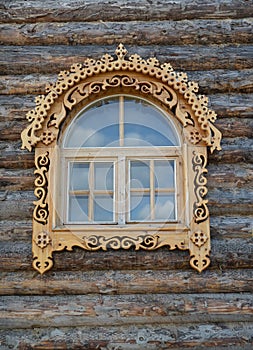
130, 194, 150, 221
69, 163, 89, 190
94, 195, 114, 222
155, 194, 175, 220
69, 195, 88, 222
94, 162, 113, 190
65, 98, 119, 147
154, 160, 174, 188
124, 97, 179, 146
130, 161, 150, 188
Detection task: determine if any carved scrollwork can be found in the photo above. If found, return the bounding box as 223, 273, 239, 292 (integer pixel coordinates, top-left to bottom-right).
83, 235, 160, 251
190, 253, 210, 273
192, 151, 209, 223
33, 253, 53, 274
33, 152, 50, 224
21, 44, 221, 152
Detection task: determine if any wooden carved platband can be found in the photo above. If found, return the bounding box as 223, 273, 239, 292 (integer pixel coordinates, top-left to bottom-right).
20, 44, 222, 274
21, 43, 221, 154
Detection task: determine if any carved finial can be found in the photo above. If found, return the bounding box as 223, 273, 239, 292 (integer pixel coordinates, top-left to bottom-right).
115, 43, 128, 60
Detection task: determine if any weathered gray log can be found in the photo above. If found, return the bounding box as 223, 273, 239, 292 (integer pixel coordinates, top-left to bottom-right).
1, 0, 252, 23
0, 322, 252, 350
0, 293, 252, 329
0, 45, 252, 75
0, 162, 252, 193
0, 237, 252, 273
0, 19, 252, 46
1, 70, 252, 95
1, 117, 252, 143
0, 269, 252, 296
0, 220, 32, 241
0, 177, 252, 220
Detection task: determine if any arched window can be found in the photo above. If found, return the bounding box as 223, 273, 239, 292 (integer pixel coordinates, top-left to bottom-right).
21, 44, 222, 274
61, 95, 181, 225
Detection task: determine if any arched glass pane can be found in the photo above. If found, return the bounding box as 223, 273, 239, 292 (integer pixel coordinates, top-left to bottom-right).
65, 98, 120, 148
124, 97, 179, 146
64, 96, 180, 148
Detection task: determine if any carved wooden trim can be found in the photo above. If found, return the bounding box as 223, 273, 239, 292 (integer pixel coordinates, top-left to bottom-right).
21, 43, 221, 153
20, 44, 222, 274
33, 151, 50, 224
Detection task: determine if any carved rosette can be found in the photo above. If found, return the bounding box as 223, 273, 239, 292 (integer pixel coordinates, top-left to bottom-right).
34, 231, 51, 249
21, 44, 221, 153
190, 230, 208, 248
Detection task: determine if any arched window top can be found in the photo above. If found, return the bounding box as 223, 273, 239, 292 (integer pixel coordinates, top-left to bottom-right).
63, 95, 180, 148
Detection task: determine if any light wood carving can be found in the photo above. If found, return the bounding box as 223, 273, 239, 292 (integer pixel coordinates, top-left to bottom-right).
21, 44, 222, 274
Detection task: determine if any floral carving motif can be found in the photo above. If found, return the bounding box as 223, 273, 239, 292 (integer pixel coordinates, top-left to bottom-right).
192, 151, 209, 223
21, 44, 221, 153
33, 152, 50, 224
190, 230, 208, 247
34, 231, 51, 249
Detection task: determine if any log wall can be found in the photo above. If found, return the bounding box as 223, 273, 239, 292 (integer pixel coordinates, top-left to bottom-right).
0, 1, 252, 349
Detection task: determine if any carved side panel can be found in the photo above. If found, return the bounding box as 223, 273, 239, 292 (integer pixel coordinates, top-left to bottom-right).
33, 151, 50, 224
188, 148, 211, 272
32, 150, 53, 274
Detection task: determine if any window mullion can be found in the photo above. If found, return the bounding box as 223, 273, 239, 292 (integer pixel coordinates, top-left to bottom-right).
150, 159, 155, 220
119, 96, 124, 147
117, 156, 126, 224
88, 162, 94, 222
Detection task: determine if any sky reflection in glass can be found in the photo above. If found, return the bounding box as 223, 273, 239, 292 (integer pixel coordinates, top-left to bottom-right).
64, 96, 179, 148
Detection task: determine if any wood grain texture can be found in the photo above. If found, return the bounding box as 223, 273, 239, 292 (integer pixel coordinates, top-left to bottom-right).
0, 45, 252, 75
0, 237, 252, 274
0, 293, 252, 329
0, 1, 252, 347
0, 269, 252, 296
0, 323, 252, 350
0, 19, 252, 46
1, 0, 253, 23
1, 70, 252, 95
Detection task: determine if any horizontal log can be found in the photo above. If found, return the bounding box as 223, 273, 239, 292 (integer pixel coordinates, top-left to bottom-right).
0, 45, 252, 75
1, 92, 252, 127
0, 169, 34, 191
0, 237, 252, 273
0, 137, 252, 173
1, 70, 252, 96
207, 163, 253, 190
1, 92, 252, 125
0, 323, 252, 350
0, 220, 32, 241
1, 0, 252, 23
0, 269, 252, 296
0, 215, 252, 243
1, 162, 252, 193
0, 182, 252, 220
1, 117, 252, 143
0, 19, 252, 46
0, 293, 252, 329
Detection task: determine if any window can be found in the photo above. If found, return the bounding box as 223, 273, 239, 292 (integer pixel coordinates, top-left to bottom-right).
60, 96, 181, 226
21, 44, 222, 274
